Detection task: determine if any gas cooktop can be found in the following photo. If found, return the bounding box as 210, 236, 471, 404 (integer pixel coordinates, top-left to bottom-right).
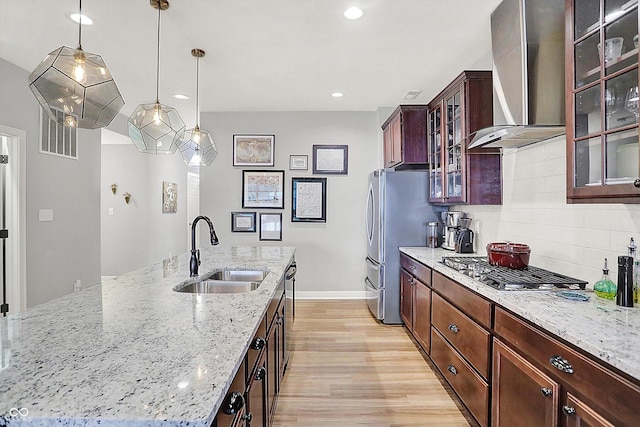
441, 256, 588, 291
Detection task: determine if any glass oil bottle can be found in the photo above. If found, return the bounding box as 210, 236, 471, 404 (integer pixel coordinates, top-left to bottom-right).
594, 258, 617, 300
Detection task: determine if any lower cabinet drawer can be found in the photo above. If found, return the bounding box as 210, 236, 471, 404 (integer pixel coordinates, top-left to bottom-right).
495, 307, 640, 426
432, 292, 490, 379
400, 253, 432, 286
431, 327, 489, 427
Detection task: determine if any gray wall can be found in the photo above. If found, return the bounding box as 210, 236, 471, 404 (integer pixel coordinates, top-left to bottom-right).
0, 58, 101, 307
199, 111, 380, 296
100, 130, 188, 276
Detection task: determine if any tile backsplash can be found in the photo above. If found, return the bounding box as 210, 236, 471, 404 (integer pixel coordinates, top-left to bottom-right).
459, 136, 640, 287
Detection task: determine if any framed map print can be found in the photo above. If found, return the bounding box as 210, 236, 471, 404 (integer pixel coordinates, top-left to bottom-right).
233, 134, 275, 166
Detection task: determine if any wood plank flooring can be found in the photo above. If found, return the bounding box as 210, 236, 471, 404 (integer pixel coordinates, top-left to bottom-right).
272, 300, 475, 427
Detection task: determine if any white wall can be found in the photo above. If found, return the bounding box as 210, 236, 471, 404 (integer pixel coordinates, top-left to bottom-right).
0, 58, 102, 307
100, 129, 188, 276
460, 135, 640, 286
198, 111, 381, 296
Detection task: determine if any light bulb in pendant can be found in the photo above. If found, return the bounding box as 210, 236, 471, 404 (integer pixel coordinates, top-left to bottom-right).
192, 127, 201, 143
64, 115, 77, 127
72, 49, 87, 84
153, 103, 162, 125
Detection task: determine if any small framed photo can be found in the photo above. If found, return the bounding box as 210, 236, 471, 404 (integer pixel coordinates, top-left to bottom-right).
312, 145, 348, 175
231, 211, 256, 232
289, 155, 308, 170
242, 170, 285, 209
292, 177, 327, 222
259, 213, 282, 241
233, 134, 275, 167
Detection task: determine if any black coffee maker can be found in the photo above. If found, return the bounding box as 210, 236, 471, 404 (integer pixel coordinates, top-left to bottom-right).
455, 218, 474, 253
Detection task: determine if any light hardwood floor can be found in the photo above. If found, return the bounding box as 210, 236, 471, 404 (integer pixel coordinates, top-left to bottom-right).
272, 300, 475, 427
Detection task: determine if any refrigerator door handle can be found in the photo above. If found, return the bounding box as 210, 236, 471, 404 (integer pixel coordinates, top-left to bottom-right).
365, 256, 379, 271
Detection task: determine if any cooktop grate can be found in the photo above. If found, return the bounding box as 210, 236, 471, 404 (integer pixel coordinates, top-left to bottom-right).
441, 256, 588, 291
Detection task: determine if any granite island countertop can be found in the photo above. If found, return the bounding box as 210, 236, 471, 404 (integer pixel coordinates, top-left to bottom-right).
0, 245, 295, 426
400, 247, 640, 383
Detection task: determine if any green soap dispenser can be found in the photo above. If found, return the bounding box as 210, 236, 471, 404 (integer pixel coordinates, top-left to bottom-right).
594, 258, 617, 300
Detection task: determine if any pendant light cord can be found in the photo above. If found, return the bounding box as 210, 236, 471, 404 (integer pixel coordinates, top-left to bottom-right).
77, 0, 83, 49
195, 55, 200, 127
155, 4, 161, 103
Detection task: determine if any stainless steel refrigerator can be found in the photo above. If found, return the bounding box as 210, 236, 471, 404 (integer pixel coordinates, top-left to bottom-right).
365, 169, 442, 324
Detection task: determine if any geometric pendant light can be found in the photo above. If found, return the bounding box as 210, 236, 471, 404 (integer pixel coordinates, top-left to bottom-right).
128, 0, 185, 154
179, 49, 218, 167
27, 0, 125, 129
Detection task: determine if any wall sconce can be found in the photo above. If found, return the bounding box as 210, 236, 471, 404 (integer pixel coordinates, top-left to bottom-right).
123, 192, 132, 204
111, 183, 118, 195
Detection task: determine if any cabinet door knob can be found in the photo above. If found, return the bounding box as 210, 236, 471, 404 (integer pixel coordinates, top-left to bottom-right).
540, 387, 553, 398
255, 367, 266, 381
222, 391, 245, 415
251, 337, 266, 350
447, 365, 458, 375
562, 406, 576, 416
448, 324, 459, 333
634, 178, 640, 188
549, 355, 574, 374
242, 412, 253, 422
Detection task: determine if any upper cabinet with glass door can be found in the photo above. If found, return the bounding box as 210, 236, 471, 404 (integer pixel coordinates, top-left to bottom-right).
428, 71, 501, 205
568, 0, 640, 203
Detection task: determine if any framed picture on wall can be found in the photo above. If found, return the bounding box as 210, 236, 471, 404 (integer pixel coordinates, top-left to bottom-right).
162, 181, 177, 213
259, 213, 282, 241
312, 145, 348, 174
289, 155, 308, 170
291, 177, 327, 222
233, 134, 275, 167
231, 211, 256, 232
242, 170, 285, 209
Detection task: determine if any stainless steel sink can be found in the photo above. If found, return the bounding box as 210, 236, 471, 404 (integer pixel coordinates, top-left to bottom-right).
174, 280, 260, 294
173, 269, 267, 294
206, 269, 266, 282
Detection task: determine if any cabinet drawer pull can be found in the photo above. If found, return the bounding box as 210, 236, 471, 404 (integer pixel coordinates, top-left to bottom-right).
251, 337, 266, 350
549, 355, 574, 374
410, 265, 416, 271
447, 365, 458, 375
448, 324, 459, 333
562, 406, 576, 416
222, 391, 245, 415
634, 178, 640, 188
540, 387, 553, 398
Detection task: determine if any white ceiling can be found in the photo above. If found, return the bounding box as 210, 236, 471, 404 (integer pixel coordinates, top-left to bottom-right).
0, 0, 502, 128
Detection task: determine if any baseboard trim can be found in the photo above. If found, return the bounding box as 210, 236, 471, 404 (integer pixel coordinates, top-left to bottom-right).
296, 291, 367, 300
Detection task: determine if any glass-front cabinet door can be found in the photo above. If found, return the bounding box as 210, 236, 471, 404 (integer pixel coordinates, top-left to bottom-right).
445, 90, 465, 203
428, 104, 443, 202
568, 0, 640, 202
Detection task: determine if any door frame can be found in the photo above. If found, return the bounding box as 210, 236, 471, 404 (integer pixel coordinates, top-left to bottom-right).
0, 124, 27, 313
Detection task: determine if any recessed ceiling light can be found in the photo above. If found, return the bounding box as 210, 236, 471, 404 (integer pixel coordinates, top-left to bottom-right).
331, 92, 344, 98
344, 7, 364, 20
403, 90, 422, 100
174, 94, 190, 100
67, 12, 93, 25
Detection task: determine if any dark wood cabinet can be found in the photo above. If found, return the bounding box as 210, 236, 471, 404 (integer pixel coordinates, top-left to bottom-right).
214, 360, 248, 427
427, 70, 501, 205
492, 338, 559, 427
247, 352, 267, 427
566, 0, 640, 203
494, 306, 640, 427
382, 105, 428, 169
400, 269, 414, 328
400, 253, 432, 353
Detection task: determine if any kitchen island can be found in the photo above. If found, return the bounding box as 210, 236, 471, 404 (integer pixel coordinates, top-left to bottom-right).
0, 245, 295, 426
400, 246, 640, 382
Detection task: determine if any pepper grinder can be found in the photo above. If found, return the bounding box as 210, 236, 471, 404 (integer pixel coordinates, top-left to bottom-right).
617, 256, 634, 307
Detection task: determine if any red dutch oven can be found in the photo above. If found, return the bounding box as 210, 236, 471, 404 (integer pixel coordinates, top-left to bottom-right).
486, 242, 531, 270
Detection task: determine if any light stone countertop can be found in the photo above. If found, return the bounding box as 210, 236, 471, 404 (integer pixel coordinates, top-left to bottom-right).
400, 246, 640, 383
0, 245, 296, 426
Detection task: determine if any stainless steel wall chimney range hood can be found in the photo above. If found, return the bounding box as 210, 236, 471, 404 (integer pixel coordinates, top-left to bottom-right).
468, 0, 566, 149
